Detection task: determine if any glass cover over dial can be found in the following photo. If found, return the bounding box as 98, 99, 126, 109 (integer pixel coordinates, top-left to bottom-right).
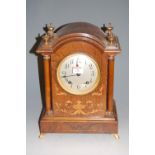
57, 53, 100, 95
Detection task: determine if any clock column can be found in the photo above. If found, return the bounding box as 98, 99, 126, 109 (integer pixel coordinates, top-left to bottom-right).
43, 55, 52, 114
107, 55, 115, 113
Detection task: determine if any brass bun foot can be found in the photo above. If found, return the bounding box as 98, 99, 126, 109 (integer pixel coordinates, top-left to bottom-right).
112, 134, 120, 140
39, 133, 45, 139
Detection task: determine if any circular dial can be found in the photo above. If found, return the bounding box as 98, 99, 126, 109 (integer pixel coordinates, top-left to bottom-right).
57, 53, 100, 95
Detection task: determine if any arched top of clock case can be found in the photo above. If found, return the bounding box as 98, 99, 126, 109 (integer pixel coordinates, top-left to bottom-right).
55, 22, 105, 41
51, 22, 106, 51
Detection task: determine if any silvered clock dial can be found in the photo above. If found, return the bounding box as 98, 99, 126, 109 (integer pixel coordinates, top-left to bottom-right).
57, 53, 100, 95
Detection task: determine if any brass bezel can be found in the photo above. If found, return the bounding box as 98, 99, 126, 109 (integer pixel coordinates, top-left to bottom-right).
57, 53, 100, 95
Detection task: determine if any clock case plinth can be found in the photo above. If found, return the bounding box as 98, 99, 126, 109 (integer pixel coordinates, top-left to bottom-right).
39, 100, 118, 133
35, 22, 121, 134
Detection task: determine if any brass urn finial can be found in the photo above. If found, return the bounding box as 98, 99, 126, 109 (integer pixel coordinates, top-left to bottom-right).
47, 23, 55, 37
107, 23, 114, 44
107, 23, 113, 31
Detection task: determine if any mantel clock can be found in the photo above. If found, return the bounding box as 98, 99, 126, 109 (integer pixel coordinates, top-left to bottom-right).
35, 22, 121, 138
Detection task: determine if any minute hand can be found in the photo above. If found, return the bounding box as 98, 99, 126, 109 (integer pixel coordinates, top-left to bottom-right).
61, 73, 81, 78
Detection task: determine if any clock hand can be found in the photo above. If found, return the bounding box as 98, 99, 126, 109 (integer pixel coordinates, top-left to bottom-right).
61, 74, 76, 78
61, 73, 81, 78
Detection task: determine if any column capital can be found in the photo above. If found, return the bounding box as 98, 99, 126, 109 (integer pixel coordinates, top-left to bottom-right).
43, 55, 50, 60
108, 55, 115, 60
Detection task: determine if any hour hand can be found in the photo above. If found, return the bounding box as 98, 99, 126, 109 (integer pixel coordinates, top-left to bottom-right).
61, 73, 81, 78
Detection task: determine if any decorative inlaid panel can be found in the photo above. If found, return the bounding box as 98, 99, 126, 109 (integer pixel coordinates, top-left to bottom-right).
55, 100, 102, 116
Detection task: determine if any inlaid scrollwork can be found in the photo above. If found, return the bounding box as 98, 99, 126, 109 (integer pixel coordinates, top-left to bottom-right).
91, 86, 103, 96
56, 86, 67, 96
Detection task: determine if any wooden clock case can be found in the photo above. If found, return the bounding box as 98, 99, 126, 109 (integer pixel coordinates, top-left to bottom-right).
35, 22, 121, 135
